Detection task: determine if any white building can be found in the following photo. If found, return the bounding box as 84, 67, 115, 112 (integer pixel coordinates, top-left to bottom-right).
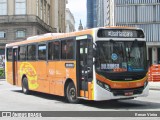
65, 8, 75, 33
115, 0, 160, 65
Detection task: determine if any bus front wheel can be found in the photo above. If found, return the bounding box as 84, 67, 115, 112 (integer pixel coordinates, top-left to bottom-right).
66, 82, 79, 103
22, 77, 30, 94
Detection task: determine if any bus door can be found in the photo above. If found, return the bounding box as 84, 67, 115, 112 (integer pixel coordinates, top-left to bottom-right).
77, 36, 93, 98
13, 47, 18, 85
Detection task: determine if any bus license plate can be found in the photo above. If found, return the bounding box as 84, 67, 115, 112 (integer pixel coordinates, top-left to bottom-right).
124, 92, 133, 96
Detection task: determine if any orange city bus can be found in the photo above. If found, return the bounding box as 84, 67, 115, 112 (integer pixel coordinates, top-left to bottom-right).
5, 26, 149, 103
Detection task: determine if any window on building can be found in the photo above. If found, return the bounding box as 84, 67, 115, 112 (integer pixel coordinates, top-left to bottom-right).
27, 45, 36, 60
0, 0, 7, 15
15, 0, 26, 15
48, 4, 50, 25
44, 0, 46, 22
0, 31, 6, 38
19, 46, 26, 61
0, 49, 5, 55
61, 40, 75, 60
37, 30, 41, 35
38, 44, 46, 60
40, 0, 43, 19
7, 48, 12, 61
36, 0, 39, 16
16, 30, 26, 38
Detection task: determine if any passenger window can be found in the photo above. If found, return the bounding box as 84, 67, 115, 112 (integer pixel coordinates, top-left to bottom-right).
27, 45, 36, 60
7, 48, 12, 61
53, 41, 60, 60
48, 42, 53, 60
48, 41, 60, 60
19, 46, 26, 61
61, 41, 67, 59
61, 39, 75, 60
38, 44, 46, 60
66, 40, 74, 59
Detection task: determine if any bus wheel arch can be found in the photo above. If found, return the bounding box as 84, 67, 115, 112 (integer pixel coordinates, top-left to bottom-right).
22, 75, 30, 94
64, 78, 79, 103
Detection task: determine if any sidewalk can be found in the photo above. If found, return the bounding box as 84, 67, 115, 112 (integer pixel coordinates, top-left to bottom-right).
149, 82, 160, 90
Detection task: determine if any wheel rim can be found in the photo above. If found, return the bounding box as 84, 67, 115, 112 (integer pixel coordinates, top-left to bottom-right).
69, 88, 76, 101
22, 80, 27, 93
23, 86, 27, 93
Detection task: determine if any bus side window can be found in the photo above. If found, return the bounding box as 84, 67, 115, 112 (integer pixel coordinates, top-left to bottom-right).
53, 41, 60, 60
27, 45, 36, 61
7, 48, 12, 61
48, 42, 53, 60
38, 44, 46, 60
66, 40, 74, 60
61, 39, 74, 60
61, 40, 67, 59
19, 46, 26, 61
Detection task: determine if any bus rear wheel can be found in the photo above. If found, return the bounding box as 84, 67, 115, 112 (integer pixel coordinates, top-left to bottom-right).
66, 82, 79, 103
22, 77, 30, 94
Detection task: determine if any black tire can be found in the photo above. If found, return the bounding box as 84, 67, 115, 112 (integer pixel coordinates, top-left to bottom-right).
22, 77, 30, 94
66, 82, 79, 103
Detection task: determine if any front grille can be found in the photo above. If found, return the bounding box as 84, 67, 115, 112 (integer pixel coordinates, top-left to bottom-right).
111, 87, 144, 96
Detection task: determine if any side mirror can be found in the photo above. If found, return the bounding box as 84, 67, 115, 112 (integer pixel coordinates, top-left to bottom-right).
93, 43, 97, 58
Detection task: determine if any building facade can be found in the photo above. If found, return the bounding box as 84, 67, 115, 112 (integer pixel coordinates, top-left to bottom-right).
86, 0, 97, 28
0, 0, 66, 56
65, 8, 75, 33
87, 0, 115, 28
115, 0, 160, 65
57, 0, 66, 33
97, 0, 115, 27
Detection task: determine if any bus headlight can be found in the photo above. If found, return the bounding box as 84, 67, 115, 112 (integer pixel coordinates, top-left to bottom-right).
97, 80, 110, 91
104, 84, 110, 91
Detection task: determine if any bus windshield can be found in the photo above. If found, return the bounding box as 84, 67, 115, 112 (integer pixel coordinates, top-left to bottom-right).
95, 41, 147, 72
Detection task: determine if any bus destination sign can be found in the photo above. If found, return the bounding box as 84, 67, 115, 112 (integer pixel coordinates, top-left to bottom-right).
108, 31, 133, 37
97, 29, 145, 38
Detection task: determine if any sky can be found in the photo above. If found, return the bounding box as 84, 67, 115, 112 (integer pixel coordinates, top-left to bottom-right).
66, 0, 87, 31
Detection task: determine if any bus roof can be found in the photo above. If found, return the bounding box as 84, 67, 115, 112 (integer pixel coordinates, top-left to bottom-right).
6, 29, 94, 47
6, 26, 141, 47
105, 26, 137, 29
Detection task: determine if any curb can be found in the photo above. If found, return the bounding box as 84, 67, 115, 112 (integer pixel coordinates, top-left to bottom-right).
149, 82, 160, 90
0, 79, 5, 81
149, 82, 160, 91
149, 88, 160, 91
